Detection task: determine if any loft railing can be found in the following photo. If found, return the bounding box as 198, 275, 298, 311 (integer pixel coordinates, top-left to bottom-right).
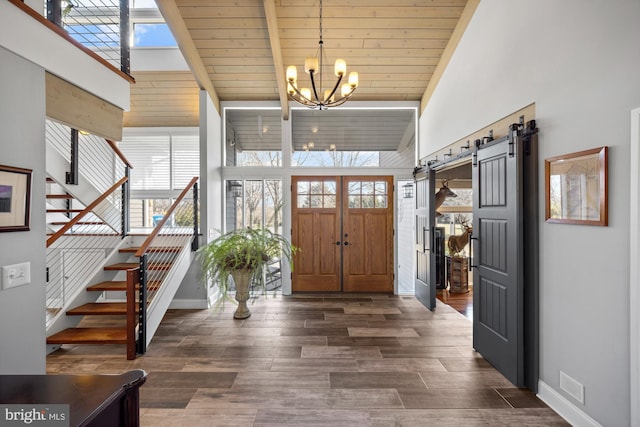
134, 177, 199, 354
46, 0, 130, 74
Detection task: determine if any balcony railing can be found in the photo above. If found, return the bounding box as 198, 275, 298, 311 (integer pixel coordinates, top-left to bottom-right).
46, 0, 130, 74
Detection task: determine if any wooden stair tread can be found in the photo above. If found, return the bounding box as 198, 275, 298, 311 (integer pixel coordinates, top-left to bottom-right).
47, 327, 128, 345
87, 281, 161, 291
67, 302, 137, 316
119, 246, 183, 253
46, 194, 73, 199
46, 209, 84, 213
50, 221, 105, 225
105, 262, 172, 271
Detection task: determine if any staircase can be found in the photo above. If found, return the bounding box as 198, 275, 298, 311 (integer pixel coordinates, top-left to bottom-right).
47, 242, 183, 359
44, 119, 200, 359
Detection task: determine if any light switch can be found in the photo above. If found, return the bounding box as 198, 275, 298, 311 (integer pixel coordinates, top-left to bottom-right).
1, 262, 31, 290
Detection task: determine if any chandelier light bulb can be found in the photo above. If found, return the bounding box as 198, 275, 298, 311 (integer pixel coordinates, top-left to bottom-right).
348, 71, 359, 87
324, 89, 334, 103
305, 57, 319, 73
286, 65, 297, 82
301, 88, 311, 101
334, 59, 346, 77
341, 83, 351, 97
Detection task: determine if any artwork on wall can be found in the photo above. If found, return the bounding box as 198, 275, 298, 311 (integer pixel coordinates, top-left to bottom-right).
545, 146, 608, 226
0, 165, 32, 232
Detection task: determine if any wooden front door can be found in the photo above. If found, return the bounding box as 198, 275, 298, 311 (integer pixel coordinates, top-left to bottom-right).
342, 176, 394, 292
291, 176, 394, 292
291, 176, 341, 291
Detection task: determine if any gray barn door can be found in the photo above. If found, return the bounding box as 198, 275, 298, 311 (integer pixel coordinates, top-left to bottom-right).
472, 137, 524, 386
414, 167, 436, 310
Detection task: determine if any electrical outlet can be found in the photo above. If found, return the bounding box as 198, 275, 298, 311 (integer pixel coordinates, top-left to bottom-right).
1, 262, 31, 290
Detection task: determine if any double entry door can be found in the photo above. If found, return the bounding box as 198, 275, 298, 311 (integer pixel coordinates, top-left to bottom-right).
291, 176, 394, 292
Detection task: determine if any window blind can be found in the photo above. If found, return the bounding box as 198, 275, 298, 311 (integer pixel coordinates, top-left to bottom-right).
172, 135, 199, 190
120, 136, 171, 190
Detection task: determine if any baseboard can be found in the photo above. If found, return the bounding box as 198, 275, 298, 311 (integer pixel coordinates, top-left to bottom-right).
537, 380, 602, 427
168, 299, 209, 309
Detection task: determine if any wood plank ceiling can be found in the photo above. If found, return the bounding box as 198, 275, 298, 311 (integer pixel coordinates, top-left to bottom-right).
137, 0, 473, 127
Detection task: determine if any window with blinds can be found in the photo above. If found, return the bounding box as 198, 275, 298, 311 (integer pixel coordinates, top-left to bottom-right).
172, 136, 199, 190
120, 133, 199, 227
119, 134, 199, 191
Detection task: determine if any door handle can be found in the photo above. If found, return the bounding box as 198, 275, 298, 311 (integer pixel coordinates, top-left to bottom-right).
422, 227, 428, 253
469, 233, 478, 270
344, 241, 350, 246
335, 241, 341, 246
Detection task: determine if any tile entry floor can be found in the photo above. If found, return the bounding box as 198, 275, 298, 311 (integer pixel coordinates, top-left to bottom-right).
47, 294, 569, 426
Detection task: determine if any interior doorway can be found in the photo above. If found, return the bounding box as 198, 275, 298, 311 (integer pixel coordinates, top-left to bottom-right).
434, 162, 474, 319
291, 175, 394, 292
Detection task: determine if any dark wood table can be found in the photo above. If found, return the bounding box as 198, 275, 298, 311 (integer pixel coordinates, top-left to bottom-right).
0, 370, 146, 427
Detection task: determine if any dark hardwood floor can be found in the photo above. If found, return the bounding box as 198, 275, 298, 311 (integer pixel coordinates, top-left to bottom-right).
437, 286, 473, 321
47, 293, 567, 426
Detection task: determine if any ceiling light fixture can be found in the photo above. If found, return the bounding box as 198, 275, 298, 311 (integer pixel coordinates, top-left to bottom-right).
286, 0, 358, 110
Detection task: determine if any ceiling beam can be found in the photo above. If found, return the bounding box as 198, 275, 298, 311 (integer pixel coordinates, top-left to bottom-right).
263, 0, 290, 120
420, 0, 479, 114
155, 0, 220, 115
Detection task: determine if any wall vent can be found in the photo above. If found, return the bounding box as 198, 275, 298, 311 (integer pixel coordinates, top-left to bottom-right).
560, 371, 585, 404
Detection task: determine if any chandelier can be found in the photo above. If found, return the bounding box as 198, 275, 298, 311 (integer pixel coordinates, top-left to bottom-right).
286, 0, 359, 110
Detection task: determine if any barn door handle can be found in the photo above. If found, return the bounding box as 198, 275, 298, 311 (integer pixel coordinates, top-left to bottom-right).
422, 227, 427, 252
469, 234, 478, 270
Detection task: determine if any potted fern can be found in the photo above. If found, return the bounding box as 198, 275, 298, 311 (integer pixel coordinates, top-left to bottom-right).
198, 228, 296, 319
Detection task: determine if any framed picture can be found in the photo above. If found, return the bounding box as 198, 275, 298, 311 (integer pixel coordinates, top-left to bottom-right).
0, 165, 32, 232
545, 146, 608, 226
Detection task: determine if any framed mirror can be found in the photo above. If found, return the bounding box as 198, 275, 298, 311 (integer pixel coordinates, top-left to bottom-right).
545, 146, 608, 226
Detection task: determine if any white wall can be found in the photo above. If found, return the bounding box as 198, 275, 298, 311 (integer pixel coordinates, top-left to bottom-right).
420, 2, 640, 426
200, 91, 223, 302
397, 181, 415, 294
0, 47, 47, 374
